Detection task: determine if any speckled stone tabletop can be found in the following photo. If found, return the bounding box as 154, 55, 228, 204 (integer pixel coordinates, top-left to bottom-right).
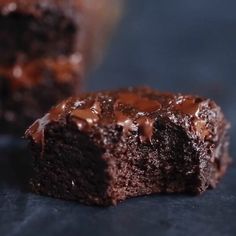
0, 0, 236, 235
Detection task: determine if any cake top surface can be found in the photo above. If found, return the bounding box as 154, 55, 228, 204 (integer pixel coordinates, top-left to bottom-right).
26, 86, 222, 145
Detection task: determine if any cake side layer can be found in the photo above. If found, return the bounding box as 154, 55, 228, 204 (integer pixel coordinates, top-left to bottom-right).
29, 121, 112, 205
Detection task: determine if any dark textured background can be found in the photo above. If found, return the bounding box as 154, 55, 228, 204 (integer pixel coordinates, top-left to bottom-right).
1, 0, 236, 235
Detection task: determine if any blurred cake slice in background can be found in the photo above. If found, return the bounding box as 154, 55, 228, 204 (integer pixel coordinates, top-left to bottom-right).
0, 0, 123, 135
0, 55, 83, 134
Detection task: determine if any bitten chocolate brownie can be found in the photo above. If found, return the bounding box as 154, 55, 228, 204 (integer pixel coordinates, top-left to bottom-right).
25, 87, 231, 206
0, 0, 122, 66
0, 55, 83, 134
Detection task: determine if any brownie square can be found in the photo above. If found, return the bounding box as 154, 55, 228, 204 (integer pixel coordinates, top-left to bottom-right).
25, 87, 231, 205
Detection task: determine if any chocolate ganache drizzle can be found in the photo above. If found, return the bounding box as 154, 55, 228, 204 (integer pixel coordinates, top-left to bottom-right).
26, 87, 212, 147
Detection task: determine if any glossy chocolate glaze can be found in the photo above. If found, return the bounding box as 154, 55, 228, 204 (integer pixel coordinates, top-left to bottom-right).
27, 99, 68, 144
0, 54, 83, 89
26, 87, 223, 148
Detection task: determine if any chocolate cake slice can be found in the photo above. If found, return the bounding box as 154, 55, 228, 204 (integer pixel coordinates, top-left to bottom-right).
0, 0, 122, 66
0, 0, 122, 135
25, 87, 231, 206
0, 55, 83, 134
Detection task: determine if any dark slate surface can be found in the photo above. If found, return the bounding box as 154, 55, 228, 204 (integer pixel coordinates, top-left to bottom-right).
1, 0, 236, 235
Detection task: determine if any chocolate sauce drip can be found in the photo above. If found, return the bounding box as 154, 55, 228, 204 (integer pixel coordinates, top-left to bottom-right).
173, 96, 201, 116
136, 117, 155, 143
70, 98, 102, 131
115, 111, 138, 134
111, 91, 161, 142
90, 99, 102, 115
117, 91, 162, 112
26, 100, 68, 144
26, 87, 211, 146
172, 96, 212, 140
70, 108, 99, 130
